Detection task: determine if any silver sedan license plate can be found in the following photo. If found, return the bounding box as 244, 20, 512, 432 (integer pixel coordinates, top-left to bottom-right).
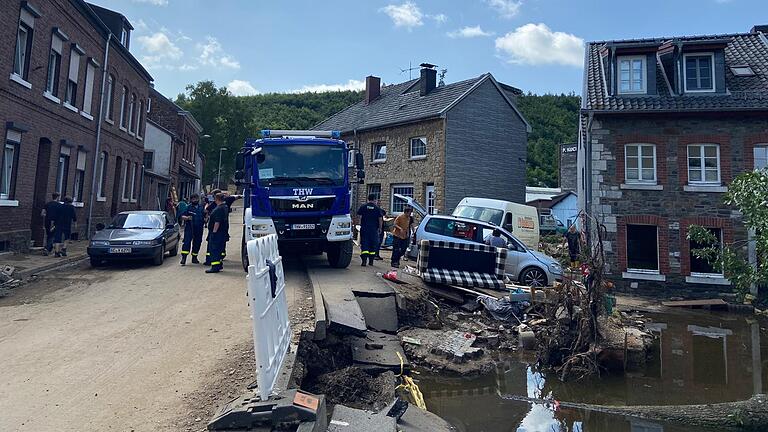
292, 224, 315, 230
109, 247, 132, 254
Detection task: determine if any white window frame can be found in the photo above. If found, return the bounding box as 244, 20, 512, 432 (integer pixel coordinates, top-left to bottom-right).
690, 227, 724, 278
409, 137, 427, 159
625, 224, 660, 274
13, 19, 33, 84
128, 93, 136, 135
624, 144, 657, 184
687, 144, 721, 185
425, 184, 436, 215
136, 100, 144, 139
754, 145, 768, 171
390, 183, 414, 214
617, 55, 647, 95
1, 131, 21, 201
372, 142, 387, 163
105, 75, 115, 121
121, 161, 130, 202
119, 86, 127, 130
367, 183, 381, 202
97, 151, 107, 200
129, 162, 138, 202
683, 52, 716, 93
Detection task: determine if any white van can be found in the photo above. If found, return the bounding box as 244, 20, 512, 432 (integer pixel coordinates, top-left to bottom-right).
452, 197, 540, 250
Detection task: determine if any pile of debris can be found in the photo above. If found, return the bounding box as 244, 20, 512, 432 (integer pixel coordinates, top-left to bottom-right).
0, 265, 21, 297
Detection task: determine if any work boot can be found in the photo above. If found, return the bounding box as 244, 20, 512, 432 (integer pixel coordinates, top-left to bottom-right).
368, 256, 375, 266
205, 266, 222, 274
191, 256, 200, 264
180, 255, 187, 266
61, 249, 67, 257
361, 256, 367, 267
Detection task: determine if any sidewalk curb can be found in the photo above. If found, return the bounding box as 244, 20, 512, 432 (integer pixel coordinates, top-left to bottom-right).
16, 254, 89, 279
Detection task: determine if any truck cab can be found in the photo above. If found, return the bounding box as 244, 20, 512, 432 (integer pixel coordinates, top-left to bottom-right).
235, 130, 365, 269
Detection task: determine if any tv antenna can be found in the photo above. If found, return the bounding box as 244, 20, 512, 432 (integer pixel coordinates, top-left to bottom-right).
399, 61, 420, 80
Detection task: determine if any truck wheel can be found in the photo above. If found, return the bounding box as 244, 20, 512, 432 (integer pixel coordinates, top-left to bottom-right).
241, 232, 249, 273
327, 240, 353, 268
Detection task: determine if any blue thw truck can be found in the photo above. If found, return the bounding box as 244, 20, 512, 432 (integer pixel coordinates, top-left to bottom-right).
234, 130, 365, 270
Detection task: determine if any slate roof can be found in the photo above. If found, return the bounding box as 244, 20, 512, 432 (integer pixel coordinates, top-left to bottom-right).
315, 73, 529, 132
584, 32, 768, 112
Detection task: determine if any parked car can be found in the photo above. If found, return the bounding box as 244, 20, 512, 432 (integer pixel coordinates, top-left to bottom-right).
395, 195, 562, 287
87, 211, 181, 267
539, 214, 567, 235
451, 197, 540, 251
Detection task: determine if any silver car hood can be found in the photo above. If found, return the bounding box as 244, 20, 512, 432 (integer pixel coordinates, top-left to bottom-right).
92, 228, 162, 241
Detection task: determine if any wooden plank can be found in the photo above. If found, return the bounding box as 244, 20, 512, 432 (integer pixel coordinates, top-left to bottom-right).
305, 257, 367, 336
661, 299, 728, 307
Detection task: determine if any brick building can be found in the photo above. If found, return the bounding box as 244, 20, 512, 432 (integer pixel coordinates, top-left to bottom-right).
578, 26, 768, 298
147, 87, 202, 201
315, 65, 529, 216
1, 0, 152, 251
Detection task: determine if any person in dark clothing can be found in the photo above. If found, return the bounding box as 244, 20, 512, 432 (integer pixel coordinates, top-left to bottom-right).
206, 193, 230, 273
356, 194, 383, 267
374, 200, 386, 261
223, 193, 242, 213
180, 193, 205, 265
202, 189, 222, 265
42, 192, 61, 255
563, 224, 583, 269
53, 197, 76, 257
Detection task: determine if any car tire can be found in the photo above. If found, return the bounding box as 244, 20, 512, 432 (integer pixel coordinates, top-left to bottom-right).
520, 266, 548, 288
90, 257, 103, 267
153, 244, 165, 266
168, 240, 179, 257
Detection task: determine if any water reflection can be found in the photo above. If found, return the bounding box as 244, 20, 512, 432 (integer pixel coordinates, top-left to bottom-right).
420, 312, 768, 432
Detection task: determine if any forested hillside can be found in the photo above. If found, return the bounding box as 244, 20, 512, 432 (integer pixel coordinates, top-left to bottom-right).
176, 81, 579, 187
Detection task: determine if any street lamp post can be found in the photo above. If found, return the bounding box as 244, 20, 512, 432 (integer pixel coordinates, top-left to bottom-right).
217, 147, 228, 190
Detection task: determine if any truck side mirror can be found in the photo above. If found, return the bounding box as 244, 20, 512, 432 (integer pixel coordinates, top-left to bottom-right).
256, 153, 266, 164
355, 152, 364, 170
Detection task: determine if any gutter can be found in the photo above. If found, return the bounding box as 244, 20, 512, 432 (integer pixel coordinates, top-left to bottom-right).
86, 33, 111, 239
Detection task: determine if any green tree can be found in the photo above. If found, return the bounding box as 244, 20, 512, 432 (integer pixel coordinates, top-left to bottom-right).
689, 170, 768, 301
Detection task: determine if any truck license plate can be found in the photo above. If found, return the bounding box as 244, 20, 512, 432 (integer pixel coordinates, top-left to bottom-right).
109, 247, 132, 254
292, 224, 315, 230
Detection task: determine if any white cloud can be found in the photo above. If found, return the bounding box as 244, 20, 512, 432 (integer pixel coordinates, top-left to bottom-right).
131, 0, 168, 5
227, 80, 259, 96
495, 23, 584, 66
447, 25, 494, 38
198, 37, 240, 69
137, 32, 182, 67
430, 13, 448, 24
291, 79, 366, 93
487, 0, 522, 18
380, 2, 423, 29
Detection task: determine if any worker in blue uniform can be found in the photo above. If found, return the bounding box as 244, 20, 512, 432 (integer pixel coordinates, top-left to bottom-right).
206, 193, 230, 274
180, 193, 205, 265
356, 193, 383, 267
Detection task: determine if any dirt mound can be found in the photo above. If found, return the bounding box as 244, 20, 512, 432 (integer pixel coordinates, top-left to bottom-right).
305, 367, 396, 412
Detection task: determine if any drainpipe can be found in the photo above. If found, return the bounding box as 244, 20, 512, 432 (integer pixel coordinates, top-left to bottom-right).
584, 112, 594, 247
86, 33, 111, 239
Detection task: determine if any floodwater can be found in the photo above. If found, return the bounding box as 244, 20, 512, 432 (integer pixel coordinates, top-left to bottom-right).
419, 310, 768, 432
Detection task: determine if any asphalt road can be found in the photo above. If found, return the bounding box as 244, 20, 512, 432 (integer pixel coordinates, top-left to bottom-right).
0, 213, 314, 432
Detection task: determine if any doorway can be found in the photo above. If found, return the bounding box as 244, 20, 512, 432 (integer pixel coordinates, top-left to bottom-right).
30, 138, 53, 245
110, 156, 122, 216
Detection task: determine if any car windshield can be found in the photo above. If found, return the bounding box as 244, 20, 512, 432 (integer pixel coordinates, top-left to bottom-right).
453, 205, 504, 226
109, 214, 164, 229
257, 144, 345, 187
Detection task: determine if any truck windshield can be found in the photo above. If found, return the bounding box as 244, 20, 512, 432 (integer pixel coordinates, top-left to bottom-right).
258, 145, 345, 187
453, 205, 504, 226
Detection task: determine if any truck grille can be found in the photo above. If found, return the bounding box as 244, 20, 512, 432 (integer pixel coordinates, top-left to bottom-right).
270, 197, 335, 212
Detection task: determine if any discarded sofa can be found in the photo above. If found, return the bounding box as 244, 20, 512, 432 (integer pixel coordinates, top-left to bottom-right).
417, 240, 507, 290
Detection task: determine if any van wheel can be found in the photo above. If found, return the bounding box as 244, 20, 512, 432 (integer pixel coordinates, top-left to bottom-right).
520, 267, 547, 287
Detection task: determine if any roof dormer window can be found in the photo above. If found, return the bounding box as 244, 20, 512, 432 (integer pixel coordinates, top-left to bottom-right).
730, 65, 755, 77
120, 27, 129, 48
684, 53, 715, 93
618, 56, 646, 94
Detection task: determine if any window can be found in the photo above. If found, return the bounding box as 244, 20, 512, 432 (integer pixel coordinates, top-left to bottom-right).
82, 61, 97, 115
105, 75, 115, 120
684, 53, 715, 92
73, 150, 86, 202
625, 144, 656, 183
119, 86, 128, 129
690, 227, 722, 275
46, 34, 65, 97
97, 151, 108, 199
687, 144, 720, 184
143, 151, 154, 170
122, 160, 131, 201
754, 146, 768, 170
372, 142, 387, 162
410, 137, 427, 159
136, 100, 144, 138
618, 56, 646, 94
424, 218, 482, 242
730, 65, 755, 77
128, 93, 136, 134
55, 148, 70, 196
390, 184, 413, 213
130, 162, 138, 201
425, 184, 436, 215
13, 10, 35, 81
65, 47, 82, 107
626, 225, 659, 272
1, 131, 21, 200
367, 183, 381, 202
120, 27, 128, 46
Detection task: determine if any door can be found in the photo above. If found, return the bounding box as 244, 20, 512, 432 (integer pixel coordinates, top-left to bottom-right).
499, 231, 523, 276
30, 138, 53, 245
111, 156, 122, 216
425, 184, 436, 215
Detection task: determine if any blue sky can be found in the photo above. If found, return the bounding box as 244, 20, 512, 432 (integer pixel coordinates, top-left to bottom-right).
91, 0, 764, 99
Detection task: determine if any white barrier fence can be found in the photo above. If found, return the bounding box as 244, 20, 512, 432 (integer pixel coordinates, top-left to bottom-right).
246, 234, 291, 401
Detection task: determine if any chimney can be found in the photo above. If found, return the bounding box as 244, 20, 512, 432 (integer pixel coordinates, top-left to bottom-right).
365, 76, 381, 104
419, 63, 437, 96
751, 24, 768, 33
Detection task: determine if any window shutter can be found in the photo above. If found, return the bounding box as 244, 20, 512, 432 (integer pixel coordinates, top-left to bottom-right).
76, 150, 87, 171
83, 63, 96, 113
60, 146, 71, 156
20, 9, 35, 28
6, 130, 22, 143
68, 51, 80, 81
51, 35, 63, 54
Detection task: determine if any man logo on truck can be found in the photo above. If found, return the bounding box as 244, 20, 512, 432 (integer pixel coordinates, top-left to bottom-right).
291, 203, 315, 209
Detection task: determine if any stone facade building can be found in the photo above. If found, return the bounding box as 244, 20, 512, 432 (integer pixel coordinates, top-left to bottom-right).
315, 66, 530, 216
559, 143, 577, 191
0, 0, 152, 251
578, 27, 768, 298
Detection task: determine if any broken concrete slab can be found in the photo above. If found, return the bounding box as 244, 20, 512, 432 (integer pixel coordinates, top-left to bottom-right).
305, 257, 366, 337
347, 331, 410, 373
433, 331, 483, 362
397, 406, 456, 432
356, 295, 398, 333
328, 405, 396, 432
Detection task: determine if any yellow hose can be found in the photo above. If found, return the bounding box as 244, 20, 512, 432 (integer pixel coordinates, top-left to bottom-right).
395, 351, 426, 410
